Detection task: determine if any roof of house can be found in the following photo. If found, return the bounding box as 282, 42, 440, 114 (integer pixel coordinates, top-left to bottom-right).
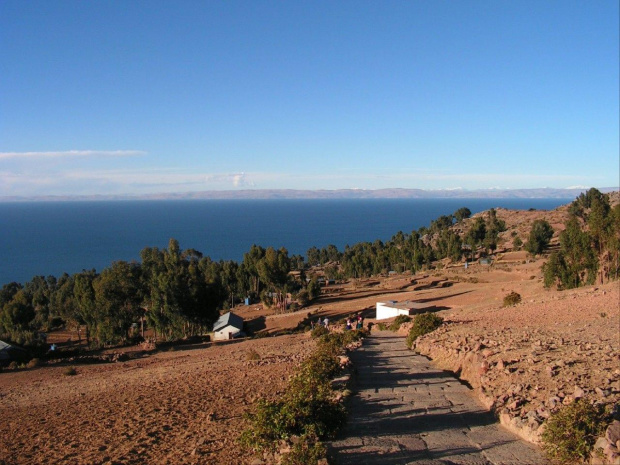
213, 312, 244, 332
0, 340, 28, 361
377, 300, 426, 311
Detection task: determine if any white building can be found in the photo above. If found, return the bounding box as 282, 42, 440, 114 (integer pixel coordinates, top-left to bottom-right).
375, 300, 426, 320
213, 312, 244, 341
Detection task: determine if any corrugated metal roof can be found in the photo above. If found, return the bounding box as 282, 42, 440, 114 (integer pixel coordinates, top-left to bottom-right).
213, 312, 244, 332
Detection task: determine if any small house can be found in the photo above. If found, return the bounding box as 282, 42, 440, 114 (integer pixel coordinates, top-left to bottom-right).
213, 312, 244, 341
375, 300, 427, 320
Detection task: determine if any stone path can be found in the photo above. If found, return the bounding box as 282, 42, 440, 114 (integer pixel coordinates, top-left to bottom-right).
328, 331, 548, 465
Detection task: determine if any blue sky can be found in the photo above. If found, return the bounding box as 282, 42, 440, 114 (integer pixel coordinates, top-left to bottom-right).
1, 1, 618, 196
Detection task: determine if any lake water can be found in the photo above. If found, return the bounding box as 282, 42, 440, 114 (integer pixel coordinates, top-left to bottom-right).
0, 198, 570, 285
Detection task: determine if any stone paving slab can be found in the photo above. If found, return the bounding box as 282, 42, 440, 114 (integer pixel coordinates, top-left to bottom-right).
328, 331, 548, 465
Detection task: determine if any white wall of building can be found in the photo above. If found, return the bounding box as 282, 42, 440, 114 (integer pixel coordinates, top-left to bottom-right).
214, 325, 243, 341
376, 302, 414, 320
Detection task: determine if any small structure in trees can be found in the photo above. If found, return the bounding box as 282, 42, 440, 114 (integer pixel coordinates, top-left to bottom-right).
213, 312, 244, 341
376, 301, 427, 320
0, 340, 29, 366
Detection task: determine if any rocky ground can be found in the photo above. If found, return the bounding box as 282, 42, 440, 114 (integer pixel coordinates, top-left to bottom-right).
413, 277, 619, 444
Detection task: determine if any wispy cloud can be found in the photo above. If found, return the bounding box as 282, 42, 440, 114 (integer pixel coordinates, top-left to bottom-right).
0, 150, 146, 160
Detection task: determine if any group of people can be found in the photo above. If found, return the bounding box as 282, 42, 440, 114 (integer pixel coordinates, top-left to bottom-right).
345, 313, 364, 331
310, 313, 365, 331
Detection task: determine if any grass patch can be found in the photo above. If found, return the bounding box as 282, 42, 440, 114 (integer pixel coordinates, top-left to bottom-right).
541, 399, 609, 464
406, 313, 444, 349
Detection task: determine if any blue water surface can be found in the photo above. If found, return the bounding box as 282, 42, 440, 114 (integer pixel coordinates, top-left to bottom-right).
0, 198, 570, 285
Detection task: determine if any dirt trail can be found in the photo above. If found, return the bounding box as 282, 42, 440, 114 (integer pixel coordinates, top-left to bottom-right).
329, 331, 548, 465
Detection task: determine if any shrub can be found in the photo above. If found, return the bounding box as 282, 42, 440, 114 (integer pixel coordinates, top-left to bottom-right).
503, 291, 522, 307
281, 434, 328, 465
406, 313, 444, 349
63, 366, 77, 376
388, 315, 411, 331
241, 327, 357, 454
26, 358, 40, 369
541, 400, 608, 464
376, 322, 387, 331
310, 325, 329, 339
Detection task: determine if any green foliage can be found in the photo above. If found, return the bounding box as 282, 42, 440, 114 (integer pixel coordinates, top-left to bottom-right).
430, 215, 454, 233
544, 217, 598, 289
541, 400, 608, 464
307, 278, 321, 301
281, 434, 328, 465
240, 331, 354, 454
295, 289, 309, 307
376, 322, 387, 331
513, 236, 523, 250
311, 325, 329, 338
406, 312, 444, 349
525, 220, 554, 256
435, 230, 463, 262
388, 315, 411, 331
453, 207, 471, 223
502, 291, 522, 307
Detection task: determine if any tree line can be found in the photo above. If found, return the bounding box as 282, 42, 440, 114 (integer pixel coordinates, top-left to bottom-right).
2, 192, 618, 350
544, 188, 620, 289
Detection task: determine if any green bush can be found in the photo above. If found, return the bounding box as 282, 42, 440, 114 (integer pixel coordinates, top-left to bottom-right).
310, 325, 329, 339
240, 327, 358, 454
502, 291, 522, 307
541, 400, 608, 464
406, 313, 444, 349
388, 315, 411, 331
376, 322, 387, 331
281, 434, 328, 465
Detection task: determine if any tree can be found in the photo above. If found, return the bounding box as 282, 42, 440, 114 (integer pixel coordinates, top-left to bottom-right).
306, 247, 320, 267
0, 290, 35, 334
465, 217, 486, 260
453, 207, 471, 223
543, 217, 597, 289
430, 215, 454, 233
93, 261, 143, 344
525, 220, 554, 256
257, 247, 291, 312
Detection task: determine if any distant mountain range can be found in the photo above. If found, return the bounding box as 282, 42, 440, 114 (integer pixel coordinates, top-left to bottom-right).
1, 187, 617, 202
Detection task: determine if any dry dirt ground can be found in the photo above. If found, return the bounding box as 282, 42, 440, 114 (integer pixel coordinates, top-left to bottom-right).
2, 207, 619, 464
0, 335, 315, 465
